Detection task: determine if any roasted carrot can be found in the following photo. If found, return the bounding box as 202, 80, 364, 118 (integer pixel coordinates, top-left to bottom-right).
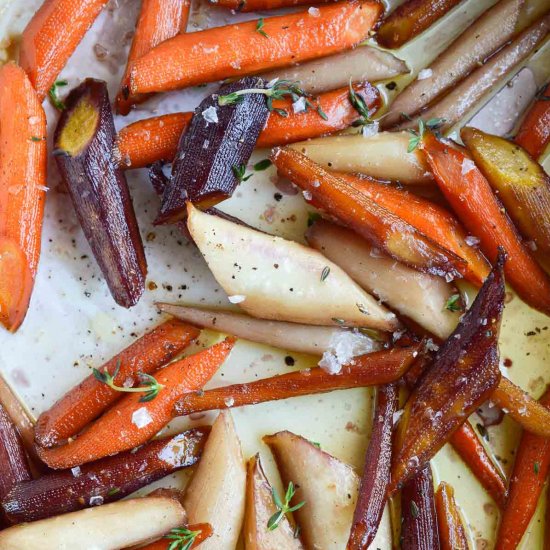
422, 132, 550, 316
115, 83, 379, 169
175, 346, 418, 416
129, 1, 382, 94
19, 0, 108, 99
116, 113, 193, 169
116, 0, 191, 115
212, 0, 333, 11
35, 320, 200, 448
271, 146, 467, 279
0, 63, 47, 332
515, 83, 550, 160
449, 422, 507, 509
37, 338, 235, 469
495, 387, 550, 550
138, 524, 213, 550
376, 0, 462, 49
337, 172, 491, 286
491, 377, 550, 439
435, 482, 469, 550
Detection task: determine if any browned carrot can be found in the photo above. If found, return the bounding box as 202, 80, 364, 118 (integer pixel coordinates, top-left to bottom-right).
212, 0, 333, 11
376, 0, 461, 49
19, 0, 108, 99
449, 423, 507, 509
337, 172, 491, 286
138, 524, 213, 550
0, 63, 47, 332
515, 83, 550, 160
435, 482, 469, 550
116, 0, 191, 115
129, 1, 382, 94
37, 338, 235, 469
422, 132, 550, 316
495, 387, 550, 550
35, 320, 200, 447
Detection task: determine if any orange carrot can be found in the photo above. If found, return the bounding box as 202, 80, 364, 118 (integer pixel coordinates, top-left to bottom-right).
139, 524, 213, 550
449, 423, 507, 509
116, 112, 193, 169
129, 1, 382, 94
422, 132, 550, 316
0, 63, 47, 332
435, 482, 469, 550
257, 82, 381, 148
515, 83, 550, 159
116, 0, 191, 115
19, 0, 108, 99
37, 338, 234, 469
495, 387, 550, 550
35, 320, 200, 448
337, 172, 491, 286
212, 0, 334, 11
376, 0, 462, 49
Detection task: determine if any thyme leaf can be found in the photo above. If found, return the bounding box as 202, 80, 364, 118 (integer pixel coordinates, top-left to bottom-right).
267, 481, 305, 531
444, 293, 463, 312
232, 164, 253, 182
256, 18, 269, 38
49, 80, 68, 111
165, 526, 203, 550
407, 117, 446, 152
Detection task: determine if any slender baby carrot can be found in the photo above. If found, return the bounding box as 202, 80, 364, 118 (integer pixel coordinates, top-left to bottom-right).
495, 387, 550, 550
212, 0, 333, 11
449, 423, 507, 509
376, 0, 462, 49
0, 63, 47, 332
19, 0, 108, 99
422, 132, 550, 316
129, 1, 382, 94
139, 524, 213, 550
116, 0, 191, 115
35, 320, 200, 448
515, 83, 550, 160
337, 172, 491, 286
37, 338, 235, 469
435, 482, 469, 550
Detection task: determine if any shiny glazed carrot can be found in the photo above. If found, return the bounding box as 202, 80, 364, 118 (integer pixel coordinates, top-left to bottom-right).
129, 1, 382, 94
19, 0, 108, 99
0, 63, 47, 332
377, 0, 462, 49
139, 524, 213, 550
116, 0, 191, 115
495, 387, 550, 550
116, 112, 193, 169
337, 172, 491, 286
435, 482, 469, 550
37, 338, 235, 469
449, 423, 507, 509
515, 83, 550, 159
422, 132, 550, 316
35, 320, 200, 448
213, 0, 333, 11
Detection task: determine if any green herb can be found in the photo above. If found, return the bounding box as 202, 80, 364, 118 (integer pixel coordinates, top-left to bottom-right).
49, 80, 68, 110
444, 293, 462, 312
534, 461, 540, 474
310, 440, 321, 449
92, 361, 164, 402
410, 500, 420, 519
107, 487, 120, 496
254, 158, 272, 171
165, 526, 203, 550
332, 317, 345, 325
232, 164, 253, 182
267, 481, 305, 531
316, 104, 328, 121
407, 117, 446, 152
30, 136, 44, 142
256, 17, 269, 38
348, 80, 374, 128
320, 266, 330, 282
307, 211, 321, 227
356, 303, 369, 315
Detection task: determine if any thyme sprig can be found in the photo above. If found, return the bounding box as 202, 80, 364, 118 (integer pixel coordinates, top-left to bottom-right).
267, 481, 305, 531
92, 361, 164, 402
232, 164, 253, 182
348, 80, 374, 128
49, 80, 68, 110
165, 526, 203, 550
407, 117, 446, 152
256, 18, 269, 38
444, 293, 463, 312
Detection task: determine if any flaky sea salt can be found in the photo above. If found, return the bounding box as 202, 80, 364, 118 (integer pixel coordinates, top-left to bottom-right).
461, 158, 476, 175
308, 6, 320, 16
71, 466, 82, 478
89, 496, 104, 506
393, 410, 404, 425
202, 106, 218, 124
362, 121, 379, 137
465, 235, 480, 246
417, 68, 433, 80
228, 295, 246, 304
132, 407, 153, 429
292, 96, 307, 114
302, 190, 312, 201
319, 330, 381, 374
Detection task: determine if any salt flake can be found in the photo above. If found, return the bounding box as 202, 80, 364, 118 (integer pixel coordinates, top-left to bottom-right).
202, 106, 218, 124
228, 295, 246, 304
417, 68, 433, 80
461, 158, 476, 175
132, 407, 153, 429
